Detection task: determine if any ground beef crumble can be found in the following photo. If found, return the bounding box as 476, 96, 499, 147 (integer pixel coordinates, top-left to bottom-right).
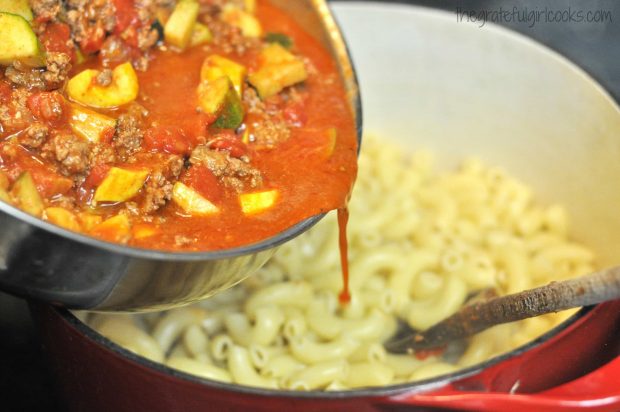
242, 88, 291, 146
113, 104, 148, 161
0, 88, 34, 132
5, 53, 72, 90
30, 0, 63, 21
190, 145, 262, 192
95, 69, 113, 87
65, 0, 116, 46
19, 123, 49, 149
41, 132, 91, 176
140, 154, 183, 213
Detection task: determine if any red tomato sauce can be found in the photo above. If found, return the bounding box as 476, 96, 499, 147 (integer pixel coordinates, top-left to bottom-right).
0, 0, 358, 252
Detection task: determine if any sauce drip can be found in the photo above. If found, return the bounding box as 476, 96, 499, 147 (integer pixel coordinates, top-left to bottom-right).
337, 207, 351, 304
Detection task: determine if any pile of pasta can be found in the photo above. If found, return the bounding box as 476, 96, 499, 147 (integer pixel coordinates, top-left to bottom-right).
84, 135, 596, 390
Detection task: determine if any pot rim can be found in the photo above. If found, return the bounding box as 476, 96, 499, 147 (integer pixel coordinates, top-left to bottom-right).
59, 305, 593, 398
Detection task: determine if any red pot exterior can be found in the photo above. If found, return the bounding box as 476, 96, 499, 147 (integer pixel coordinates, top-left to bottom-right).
31, 301, 620, 412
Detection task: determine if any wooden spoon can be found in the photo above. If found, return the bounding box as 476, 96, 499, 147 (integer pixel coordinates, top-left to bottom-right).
384, 266, 620, 353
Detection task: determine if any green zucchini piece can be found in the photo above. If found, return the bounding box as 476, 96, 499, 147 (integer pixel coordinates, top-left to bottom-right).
264, 32, 293, 49
0, 0, 33, 21
190, 22, 212, 47
164, 0, 199, 50
197, 77, 245, 129
0, 12, 44, 67
11, 171, 44, 216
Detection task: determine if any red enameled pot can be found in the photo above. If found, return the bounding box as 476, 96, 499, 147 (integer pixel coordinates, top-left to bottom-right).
30, 302, 620, 411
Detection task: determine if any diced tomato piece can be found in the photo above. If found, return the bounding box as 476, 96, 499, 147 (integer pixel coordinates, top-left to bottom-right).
83, 164, 112, 191
113, 0, 139, 34
31, 170, 73, 198
144, 125, 193, 155
40, 23, 76, 62
207, 132, 248, 159
27, 92, 66, 126
183, 165, 224, 203
100, 127, 116, 145
5, 147, 72, 197
80, 29, 106, 54
0, 81, 11, 104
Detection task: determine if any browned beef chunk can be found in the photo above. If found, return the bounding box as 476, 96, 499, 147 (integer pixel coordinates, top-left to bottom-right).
0, 88, 34, 132
89, 143, 117, 166
42, 52, 72, 88
141, 155, 184, 213
19, 123, 49, 149
5, 64, 46, 90
65, 0, 116, 46
30, 0, 63, 21
201, 12, 260, 56
99, 36, 132, 68
190, 145, 262, 192
242, 88, 291, 147
113, 104, 148, 161
5, 53, 71, 90
42, 132, 91, 176
95, 69, 113, 87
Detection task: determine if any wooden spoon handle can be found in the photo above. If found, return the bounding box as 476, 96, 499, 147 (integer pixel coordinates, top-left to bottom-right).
409, 266, 620, 350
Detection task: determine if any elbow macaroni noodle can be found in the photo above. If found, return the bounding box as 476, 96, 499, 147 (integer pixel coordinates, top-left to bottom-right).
84, 134, 596, 390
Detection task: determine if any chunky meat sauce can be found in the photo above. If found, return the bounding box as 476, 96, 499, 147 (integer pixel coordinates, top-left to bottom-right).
0, 0, 357, 251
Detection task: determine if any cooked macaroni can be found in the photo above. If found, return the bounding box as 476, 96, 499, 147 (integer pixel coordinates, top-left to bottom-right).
84, 134, 595, 390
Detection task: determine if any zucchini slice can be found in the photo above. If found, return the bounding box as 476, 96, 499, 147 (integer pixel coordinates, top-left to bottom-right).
0, 0, 33, 21
67, 62, 139, 109
197, 77, 245, 129
164, 0, 199, 50
94, 167, 149, 203
0, 12, 44, 67
10, 171, 44, 216
172, 182, 219, 216
200, 55, 247, 96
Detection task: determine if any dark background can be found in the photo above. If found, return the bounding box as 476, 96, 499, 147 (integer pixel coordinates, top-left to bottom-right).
1, 0, 618, 410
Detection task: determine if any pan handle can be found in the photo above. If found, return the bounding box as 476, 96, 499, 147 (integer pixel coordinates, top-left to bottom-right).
381, 355, 620, 412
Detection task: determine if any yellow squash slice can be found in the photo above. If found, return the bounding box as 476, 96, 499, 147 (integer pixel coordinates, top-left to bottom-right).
248, 43, 307, 99
94, 167, 149, 203
239, 189, 279, 215
10, 172, 44, 216
90, 214, 131, 244
164, 0, 199, 50
221, 5, 262, 37
67, 62, 139, 109
69, 104, 116, 143
44, 207, 82, 231
172, 182, 219, 216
